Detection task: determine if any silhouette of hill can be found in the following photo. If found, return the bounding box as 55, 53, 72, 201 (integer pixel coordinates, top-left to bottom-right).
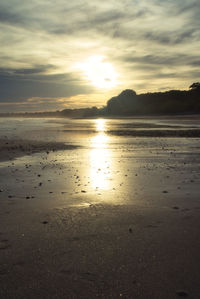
104, 83, 200, 116
0, 83, 200, 117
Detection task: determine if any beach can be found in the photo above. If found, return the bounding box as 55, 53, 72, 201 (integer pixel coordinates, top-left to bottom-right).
0, 116, 200, 298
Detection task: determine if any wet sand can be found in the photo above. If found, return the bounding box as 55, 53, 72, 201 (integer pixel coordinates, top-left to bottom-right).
1, 200, 200, 298
0, 139, 78, 162
108, 129, 200, 137
0, 118, 200, 298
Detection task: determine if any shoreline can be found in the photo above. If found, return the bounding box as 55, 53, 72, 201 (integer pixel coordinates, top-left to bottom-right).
0, 114, 200, 119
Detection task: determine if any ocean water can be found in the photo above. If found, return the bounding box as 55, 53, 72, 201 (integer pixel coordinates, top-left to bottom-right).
0, 115, 200, 140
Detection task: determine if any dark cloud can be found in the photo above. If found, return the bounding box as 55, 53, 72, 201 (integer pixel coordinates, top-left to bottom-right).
0, 9, 25, 25
0, 67, 94, 103
116, 53, 200, 75
14, 65, 56, 75
0, 2, 40, 28
167, 0, 200, 15
0, 1, 149, 38
143, 29, 196, 45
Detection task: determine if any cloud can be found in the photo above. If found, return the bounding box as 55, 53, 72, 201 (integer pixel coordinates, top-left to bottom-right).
14, 65, 55, 75
0, 0, 200, 111
119, 53, 200, 68
0, 66, 95, 103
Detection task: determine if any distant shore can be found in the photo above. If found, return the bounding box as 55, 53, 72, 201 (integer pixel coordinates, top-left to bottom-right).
1, 113, 200, 119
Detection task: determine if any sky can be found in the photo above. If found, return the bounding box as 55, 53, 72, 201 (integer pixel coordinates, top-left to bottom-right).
0, 0, 200, 112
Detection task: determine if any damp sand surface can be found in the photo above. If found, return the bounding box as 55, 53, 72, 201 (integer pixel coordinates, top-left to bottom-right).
0, 116, 200, 298
0, 139, 78, 162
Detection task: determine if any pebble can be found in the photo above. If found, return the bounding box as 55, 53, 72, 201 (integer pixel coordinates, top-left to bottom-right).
176, 290, 189, 297
173, 206, 179, 210
42, 221, 48, 224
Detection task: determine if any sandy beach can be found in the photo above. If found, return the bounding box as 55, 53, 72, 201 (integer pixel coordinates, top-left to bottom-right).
0, 117, 200, 298
0, 139, 79, 162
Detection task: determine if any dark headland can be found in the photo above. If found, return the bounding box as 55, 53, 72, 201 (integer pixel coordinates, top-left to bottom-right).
1, 82, 200, 118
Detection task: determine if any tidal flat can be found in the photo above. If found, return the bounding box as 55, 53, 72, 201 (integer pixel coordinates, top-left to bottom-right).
0, 116, 200, 298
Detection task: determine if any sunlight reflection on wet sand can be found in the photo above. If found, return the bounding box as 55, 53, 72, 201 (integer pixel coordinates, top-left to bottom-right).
90, 119, 112, 190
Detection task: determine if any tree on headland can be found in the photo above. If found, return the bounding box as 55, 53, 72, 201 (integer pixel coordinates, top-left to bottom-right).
104, 83, 200, 116
189, 82, 200, 90
107, 89, 137, 115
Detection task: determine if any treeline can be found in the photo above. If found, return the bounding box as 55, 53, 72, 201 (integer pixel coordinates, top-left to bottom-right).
105, 83, 200, 116
1, 83, 200, 117
61, 82, 200, 117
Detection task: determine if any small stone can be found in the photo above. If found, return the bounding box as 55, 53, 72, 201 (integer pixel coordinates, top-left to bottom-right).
173, 206, 179, 210
129, 228, 133, 233
176, 290, 189, 297
162, 190, 168, 193
81, 190, 86, 193
26, 196, 30, 199
42, 221, 48, 224
0, 189, 3, 192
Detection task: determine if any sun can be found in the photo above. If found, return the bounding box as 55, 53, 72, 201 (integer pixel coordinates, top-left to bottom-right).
78, 55, 118, 89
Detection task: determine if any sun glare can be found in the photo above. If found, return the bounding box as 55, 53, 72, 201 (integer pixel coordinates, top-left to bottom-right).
96, 118, 106, 132
79, 55, 118, 89
89, 119, 111, 190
